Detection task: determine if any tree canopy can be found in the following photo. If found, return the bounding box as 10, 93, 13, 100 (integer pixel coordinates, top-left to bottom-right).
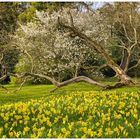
1, 2, 140, 91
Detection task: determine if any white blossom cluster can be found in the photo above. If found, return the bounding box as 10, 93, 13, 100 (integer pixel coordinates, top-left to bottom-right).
14, 8, 108, 80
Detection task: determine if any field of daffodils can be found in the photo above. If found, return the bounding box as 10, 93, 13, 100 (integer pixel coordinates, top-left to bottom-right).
0, 91, 139, 138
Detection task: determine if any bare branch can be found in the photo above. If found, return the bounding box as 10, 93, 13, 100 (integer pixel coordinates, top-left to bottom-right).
129, 14, 137, 50
128, 59, 140, 71
130, 27, 137, 50
0, 75, 7, 82
122, 24, 133, 42
21, 73, 106, 88
117, 44, 129, 51
81, 2, 95, 14
58, 76, 106, 88
12, 43, 34, 73
23, 50, 34, 73
14, 77, 28, 92
67, 10, 74, 27
0, 53, 4, 64
82, 64, 108, 71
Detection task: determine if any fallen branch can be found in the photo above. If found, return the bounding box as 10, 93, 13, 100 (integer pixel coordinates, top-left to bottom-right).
19, 73, 106, 92
104, 82, 126, 90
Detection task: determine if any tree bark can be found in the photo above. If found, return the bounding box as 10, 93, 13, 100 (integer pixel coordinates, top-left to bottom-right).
26, 73, 106, 88
120, 49, 129, 70
120, 48, 131, 73
57, 76, 105, 88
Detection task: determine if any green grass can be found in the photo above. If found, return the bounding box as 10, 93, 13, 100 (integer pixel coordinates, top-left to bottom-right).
0, 81, 140, 105
0, 82, 98, 104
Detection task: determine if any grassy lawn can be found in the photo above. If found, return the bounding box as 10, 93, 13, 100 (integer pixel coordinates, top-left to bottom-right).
0, 82, 100, 105
0, 82, 140, 138
0, 81, 140, 105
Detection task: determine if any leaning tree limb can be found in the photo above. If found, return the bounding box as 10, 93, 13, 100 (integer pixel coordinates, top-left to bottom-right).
57, 15, 134, 85
26, 73, 106, 87
14, 72, 107, 92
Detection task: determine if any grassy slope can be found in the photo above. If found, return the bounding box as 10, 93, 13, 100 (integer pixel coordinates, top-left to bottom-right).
0, 81, 140, 105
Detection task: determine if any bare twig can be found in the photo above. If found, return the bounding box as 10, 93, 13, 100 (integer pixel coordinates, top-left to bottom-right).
82, 64, 108, 71
122, 24, 133, 42
13, 77, 28, 93
67, 10, 74, 27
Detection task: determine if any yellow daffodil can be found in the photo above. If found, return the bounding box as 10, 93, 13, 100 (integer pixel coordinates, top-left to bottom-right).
0, 127, 3, 135
23, 126, 30, 133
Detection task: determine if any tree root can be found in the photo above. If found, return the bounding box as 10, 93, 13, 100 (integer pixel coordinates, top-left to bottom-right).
104, 82, 127, 90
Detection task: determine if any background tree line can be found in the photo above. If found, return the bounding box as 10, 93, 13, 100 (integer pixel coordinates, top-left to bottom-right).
1, 2, 140, 90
